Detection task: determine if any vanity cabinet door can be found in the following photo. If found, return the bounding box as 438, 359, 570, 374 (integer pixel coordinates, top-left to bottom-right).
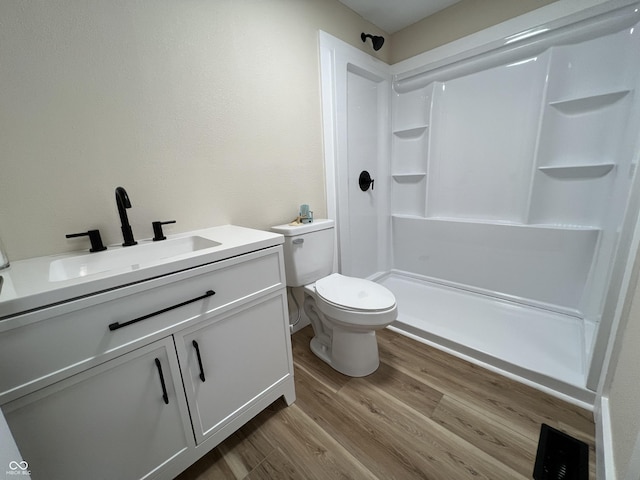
3, 337, 193, 480
176, 292, 292, 444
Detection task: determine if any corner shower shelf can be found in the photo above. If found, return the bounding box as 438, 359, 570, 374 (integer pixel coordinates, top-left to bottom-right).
392, 173, 426, 182
393, 126, 428, 139
548, 90, 630, 115
538, 163, 615, 179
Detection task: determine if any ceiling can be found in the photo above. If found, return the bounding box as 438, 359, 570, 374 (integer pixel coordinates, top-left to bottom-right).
338, 0, 462, 34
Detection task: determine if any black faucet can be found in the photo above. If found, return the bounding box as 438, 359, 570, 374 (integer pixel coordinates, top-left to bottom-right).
115, 186, 137, 246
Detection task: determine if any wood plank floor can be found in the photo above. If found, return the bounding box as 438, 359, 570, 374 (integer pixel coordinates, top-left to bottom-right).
176, 325, 596, 479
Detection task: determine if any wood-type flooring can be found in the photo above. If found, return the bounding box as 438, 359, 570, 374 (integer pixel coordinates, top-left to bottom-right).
177, 325, 596, 479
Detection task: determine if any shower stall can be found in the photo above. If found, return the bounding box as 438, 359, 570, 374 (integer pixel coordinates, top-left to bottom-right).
319, 2, 640, 405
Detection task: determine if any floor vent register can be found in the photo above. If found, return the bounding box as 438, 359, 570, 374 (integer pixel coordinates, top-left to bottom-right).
533, 423, 588, 480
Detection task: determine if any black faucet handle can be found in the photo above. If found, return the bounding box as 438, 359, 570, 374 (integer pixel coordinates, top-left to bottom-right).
152, 221, 176, 242
66, 229, 107, 253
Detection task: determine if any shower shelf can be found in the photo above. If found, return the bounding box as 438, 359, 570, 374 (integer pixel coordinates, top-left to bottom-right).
528, 223, 601, 231
392, 173, 426, 182
548, 89, 630, 115
391, 213, 600, 231
538, 163, 615, 179
393, 126, 428, 139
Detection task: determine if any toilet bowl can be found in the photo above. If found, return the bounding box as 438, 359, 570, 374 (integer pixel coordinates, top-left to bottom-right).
303, 273, 397, 376
271, 219, 397, 377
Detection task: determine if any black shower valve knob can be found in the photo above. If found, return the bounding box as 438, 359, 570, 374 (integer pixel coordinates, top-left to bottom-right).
359, 170, 375, 191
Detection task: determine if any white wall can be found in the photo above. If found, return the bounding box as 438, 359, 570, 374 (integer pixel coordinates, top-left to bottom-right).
0, 0, 387, 261
390, 0, 560, 63
608, 268, 640, 478
596, 234, 640, 478
0, 0, 619, 263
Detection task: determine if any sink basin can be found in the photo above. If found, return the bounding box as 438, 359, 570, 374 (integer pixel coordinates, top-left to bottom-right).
49, 236, 221, 282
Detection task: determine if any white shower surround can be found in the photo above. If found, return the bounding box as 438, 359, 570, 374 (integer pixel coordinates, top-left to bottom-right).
320, 0, 640, 406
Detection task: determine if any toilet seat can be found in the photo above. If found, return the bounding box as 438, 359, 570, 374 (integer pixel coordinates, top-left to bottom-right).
315, 273, 396, 312
311, 273, 397, 328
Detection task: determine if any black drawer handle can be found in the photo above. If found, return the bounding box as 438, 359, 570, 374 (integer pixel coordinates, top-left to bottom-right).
154, 358, 169, 405
109, 290, 215, 331
192, 340, 206, 382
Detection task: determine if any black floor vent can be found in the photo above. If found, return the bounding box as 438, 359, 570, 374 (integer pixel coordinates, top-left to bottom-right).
533, 423, 588, 480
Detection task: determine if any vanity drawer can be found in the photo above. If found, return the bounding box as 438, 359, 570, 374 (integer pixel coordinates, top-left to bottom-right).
0, 246, 285, 403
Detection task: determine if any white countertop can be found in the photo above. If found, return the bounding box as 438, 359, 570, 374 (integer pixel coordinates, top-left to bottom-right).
0, 225, 283, 320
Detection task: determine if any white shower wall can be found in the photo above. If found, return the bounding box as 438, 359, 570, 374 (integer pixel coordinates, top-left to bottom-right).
320, 1, 640, 402
391, 12, 640, 319
392, 217, 599, 313
427, 57, 547, 223
320, 34, 391, 281
343, 65, 391, 279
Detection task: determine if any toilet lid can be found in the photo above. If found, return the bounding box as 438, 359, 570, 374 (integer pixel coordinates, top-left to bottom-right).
315, 273, 396, 312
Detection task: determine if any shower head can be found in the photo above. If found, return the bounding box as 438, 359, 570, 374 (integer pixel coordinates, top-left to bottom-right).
361, 33, 385, 51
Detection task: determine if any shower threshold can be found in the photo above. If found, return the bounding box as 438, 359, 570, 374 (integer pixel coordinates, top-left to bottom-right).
375, 271, 594, 407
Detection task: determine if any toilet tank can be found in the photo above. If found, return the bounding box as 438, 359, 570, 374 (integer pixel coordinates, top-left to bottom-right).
271, 219, 335, 287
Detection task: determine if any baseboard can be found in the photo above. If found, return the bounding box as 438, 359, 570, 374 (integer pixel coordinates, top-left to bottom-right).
596, 396, 616, 480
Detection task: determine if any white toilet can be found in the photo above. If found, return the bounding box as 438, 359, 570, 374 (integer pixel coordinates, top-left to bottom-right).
272, 219, 397, 377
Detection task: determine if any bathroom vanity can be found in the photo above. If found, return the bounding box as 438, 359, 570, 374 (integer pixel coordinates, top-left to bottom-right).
0, 225, 295, 480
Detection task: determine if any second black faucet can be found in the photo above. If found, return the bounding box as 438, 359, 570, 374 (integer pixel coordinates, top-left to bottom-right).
115, 186, 137, 247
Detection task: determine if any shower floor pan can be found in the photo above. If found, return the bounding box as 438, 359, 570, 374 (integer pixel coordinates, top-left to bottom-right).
376, 271, 594, 406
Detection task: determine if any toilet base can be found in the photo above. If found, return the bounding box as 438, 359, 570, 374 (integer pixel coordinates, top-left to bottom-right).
310, 327, 380, 377
309, 336, 332, 366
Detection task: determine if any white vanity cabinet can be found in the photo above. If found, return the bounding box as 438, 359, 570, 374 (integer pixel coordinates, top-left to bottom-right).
0, 229, 295, 480
3, 337, 192, 480
176, 293, 291, 445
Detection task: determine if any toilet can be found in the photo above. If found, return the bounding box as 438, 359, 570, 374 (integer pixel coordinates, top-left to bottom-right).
272, 219, 397, 377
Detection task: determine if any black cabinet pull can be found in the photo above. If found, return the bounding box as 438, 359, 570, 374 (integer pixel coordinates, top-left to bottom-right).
109, 290, 215, 331
154, 358, 169, 405
192, 340, 206, 382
